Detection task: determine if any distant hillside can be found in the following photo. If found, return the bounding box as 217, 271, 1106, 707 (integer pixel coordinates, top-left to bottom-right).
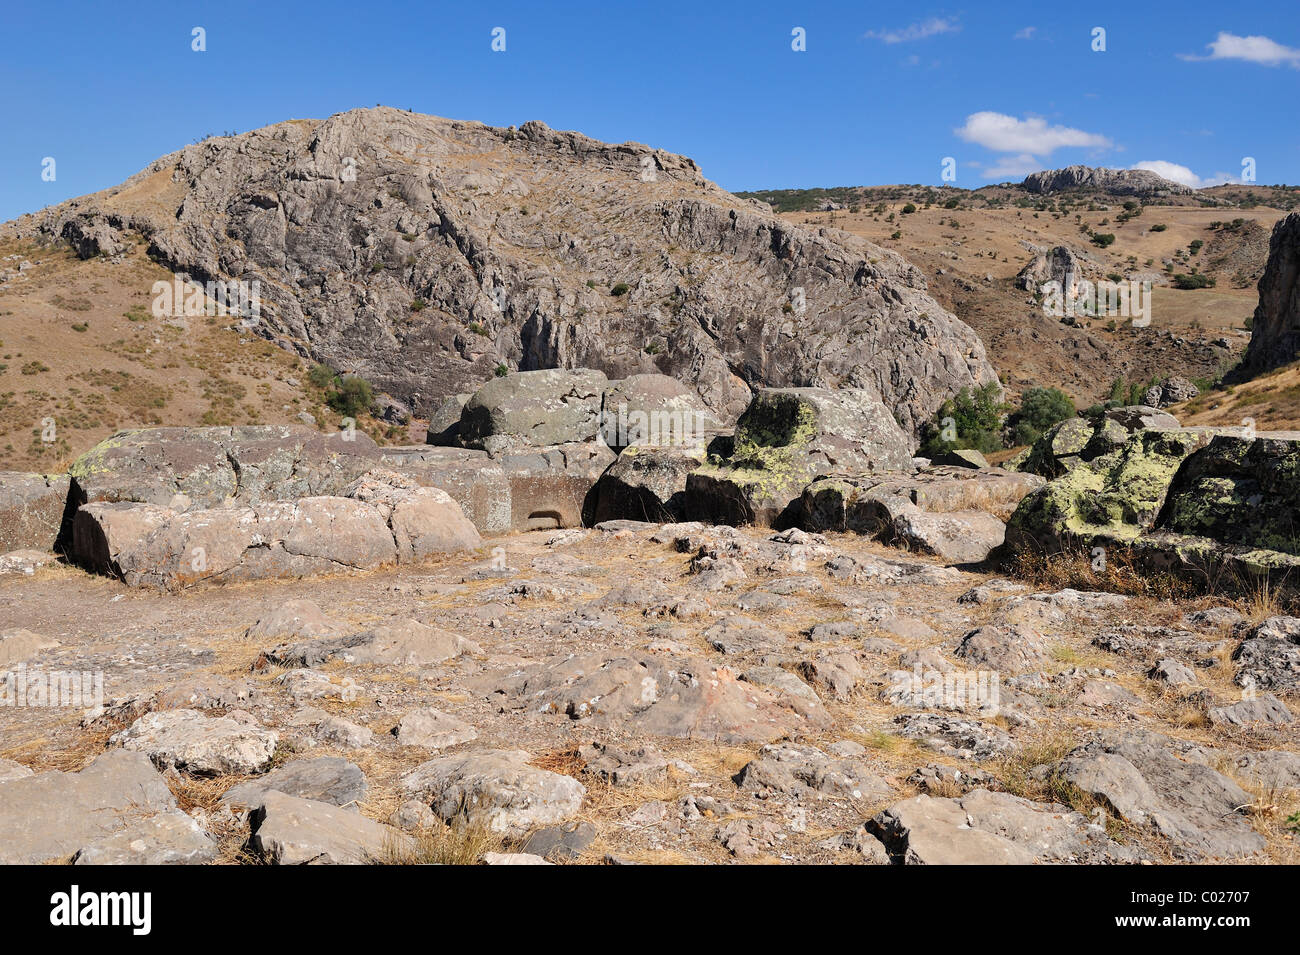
738, 179, 1300, 215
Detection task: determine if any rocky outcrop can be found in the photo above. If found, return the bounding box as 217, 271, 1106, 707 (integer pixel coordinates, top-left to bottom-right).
1015, 245, 1092, 292
686, 387, 913, 526
1142, 376, 1199, 408
72, 470, 481, 589
1239, 213, 1300, 377
67, 425, 382, 510
20, 108, 997, 436
1008, 428, 1300, 584
1021, 165, 1193, 197
1007, 407, 1181, 478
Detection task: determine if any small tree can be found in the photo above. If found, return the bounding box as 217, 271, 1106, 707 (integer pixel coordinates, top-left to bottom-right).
1011, 387, 1075, 445
327, 375, 374, 417
918, 382, 1008, 457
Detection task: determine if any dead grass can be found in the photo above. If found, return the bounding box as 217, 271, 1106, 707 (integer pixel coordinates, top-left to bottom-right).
378, 820, 505, 865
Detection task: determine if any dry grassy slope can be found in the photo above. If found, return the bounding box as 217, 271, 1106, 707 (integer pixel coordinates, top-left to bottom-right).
1170, 361, 1300, 431
0, 236, 403, 473
780, 198, 1287, 407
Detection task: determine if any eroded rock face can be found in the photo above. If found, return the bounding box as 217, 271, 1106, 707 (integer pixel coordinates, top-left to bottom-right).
25, 108, 996, 435
0, 472, 70, 552
1021, 165, 1193, 197
1240, 213, 1300, 377
479, 651, 828, 743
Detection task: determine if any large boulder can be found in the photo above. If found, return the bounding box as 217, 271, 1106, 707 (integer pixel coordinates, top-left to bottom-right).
0, 473, 70, 552
685, 387, 913, 526
425, 392, 471, 446
1142, 376, 1199, 409
590, 444, 707, 524
72, 471, 481, 589
1006, 428, 1208, 552
1156, 435, 1300, 555
1009, 407, 1180, 478
67, 425, 381, 510
381, 442, 612, 533
600, 374, 723, 449
459, 368, 607, 455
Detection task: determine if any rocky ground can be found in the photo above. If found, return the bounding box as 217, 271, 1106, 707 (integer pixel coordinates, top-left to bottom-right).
2, 516, 1296, 865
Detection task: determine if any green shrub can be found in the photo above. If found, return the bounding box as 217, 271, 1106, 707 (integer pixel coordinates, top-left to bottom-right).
494, 363, 509, 377
901, 203, 917, 214
307, 364, 337, 389
1091, 233, 1116, 248
1011, 386, 1075, 446
917, 382, 1008, 457
610, 282, 630, 296
326, 374, 374, 418
1172, 273, 1215, 290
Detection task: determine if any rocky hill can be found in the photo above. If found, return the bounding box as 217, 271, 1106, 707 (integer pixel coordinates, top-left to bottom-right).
1020, 165, 1194, 198
6, 108, 996, 438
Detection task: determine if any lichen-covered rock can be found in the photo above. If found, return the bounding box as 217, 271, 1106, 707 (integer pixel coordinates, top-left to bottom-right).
685, 387, 913, 526
1157, 435, 1300, 555
1010, 408, 1180, 478
1006, 428, 1208, 551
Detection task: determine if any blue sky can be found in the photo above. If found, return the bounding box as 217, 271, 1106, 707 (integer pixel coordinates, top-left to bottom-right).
1, 0, 1296, 221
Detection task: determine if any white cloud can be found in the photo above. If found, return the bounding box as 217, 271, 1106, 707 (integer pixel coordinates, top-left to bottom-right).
1014, 26, 1036, 40
1131, 161, 1238, 189
1179, 32, 1300, 67
865, 16, 959, 44
983, 153, 1043, 180
955, 112, 1112, 155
